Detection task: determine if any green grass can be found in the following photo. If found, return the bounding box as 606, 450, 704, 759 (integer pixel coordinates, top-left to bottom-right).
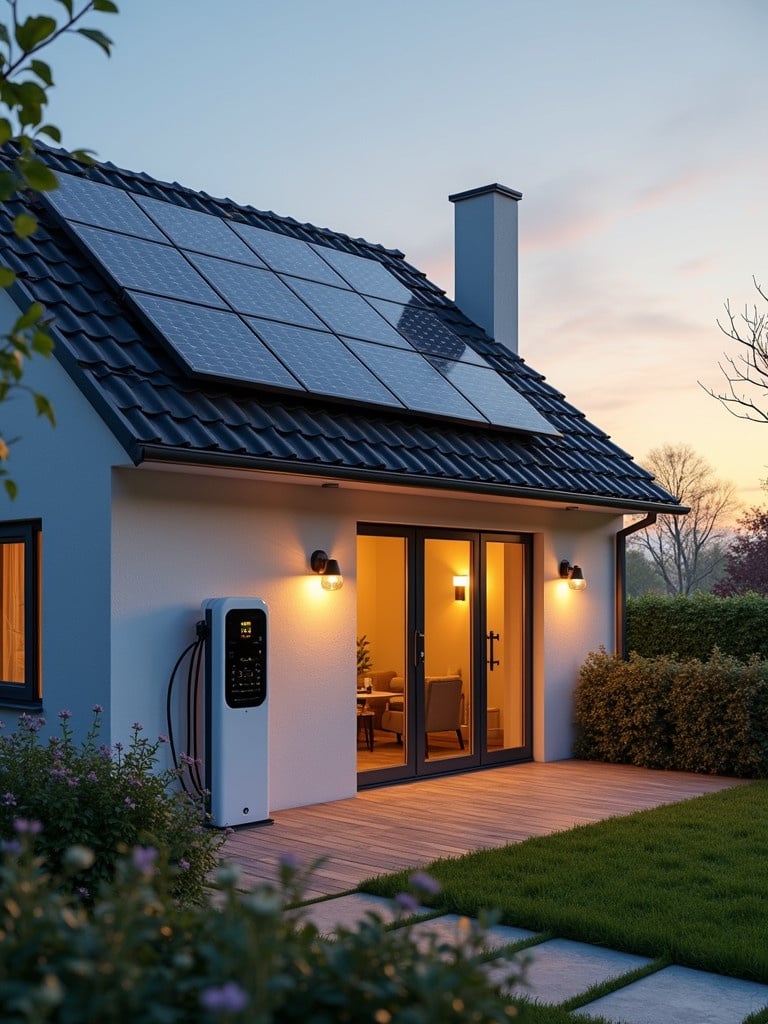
361, 781, 768, 984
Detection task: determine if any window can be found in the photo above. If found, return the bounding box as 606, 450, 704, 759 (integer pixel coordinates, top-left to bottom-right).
0, 520, 41, 706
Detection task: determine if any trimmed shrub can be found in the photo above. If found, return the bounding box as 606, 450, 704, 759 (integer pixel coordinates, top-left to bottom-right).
626, 593, 768, 662
0, 835, 523, 1023
0, 708, 225, 904
574, 648, 768, 778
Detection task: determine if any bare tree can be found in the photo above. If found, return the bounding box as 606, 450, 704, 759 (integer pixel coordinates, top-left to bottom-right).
700, 279, 768, 423
629, 444, 739, 595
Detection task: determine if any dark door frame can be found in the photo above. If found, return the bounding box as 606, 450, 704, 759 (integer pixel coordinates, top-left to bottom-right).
357, 524, 532, 788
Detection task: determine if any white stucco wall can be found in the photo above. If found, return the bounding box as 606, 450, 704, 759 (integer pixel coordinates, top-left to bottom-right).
0, 291, 129, 734
111, 464, 622, 811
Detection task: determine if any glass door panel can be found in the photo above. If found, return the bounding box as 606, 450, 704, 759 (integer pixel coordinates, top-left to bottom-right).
356, 534, 408, 775
423, 537, 473, 762
484, 540, 527, 756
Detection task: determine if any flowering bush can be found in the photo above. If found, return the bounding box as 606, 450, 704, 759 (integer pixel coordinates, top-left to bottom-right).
0, 708, 225, 904
0, 832, 524, 1023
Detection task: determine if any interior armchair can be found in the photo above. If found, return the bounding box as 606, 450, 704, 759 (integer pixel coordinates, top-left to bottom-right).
380, 675, 465, 756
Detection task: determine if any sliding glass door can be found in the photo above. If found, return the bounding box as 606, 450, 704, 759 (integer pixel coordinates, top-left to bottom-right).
356, 526, 531, 785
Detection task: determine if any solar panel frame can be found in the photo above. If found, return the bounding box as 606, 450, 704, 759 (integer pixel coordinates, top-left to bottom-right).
344, 339, 487, 422
134, 195, 265, 263
311, 244, 415, 303
128, 292, 303, 391
248, 319, 406, 408
74, 225, 227, 306
289, 279, 410, 347
427, 357, 560, 436
188, 253, 325, 329
44, 173, 167, 240
231, 223, 349, 286
369, 299, 490, 365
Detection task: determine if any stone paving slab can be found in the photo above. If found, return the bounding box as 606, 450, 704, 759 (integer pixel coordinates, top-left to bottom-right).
401, 914, 537, 955
291, 893, 429, 935
579, 964, 768, 1024
484, 938, 652, 1005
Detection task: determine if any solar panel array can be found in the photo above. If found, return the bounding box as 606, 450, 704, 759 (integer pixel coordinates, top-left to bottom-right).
44, 172, 558, 436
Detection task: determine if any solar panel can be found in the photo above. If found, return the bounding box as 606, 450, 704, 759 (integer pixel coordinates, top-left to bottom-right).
428, 358, 560, 435
248, 320, 404, 407
232, 224, 348, 286
312, 244, 414, 302
74, 225, 226, 306
45, 173, 166, 240
129, 293, 301, 390
289, 279, 409, 347
370, 299, 489, 365
49, 175, 558, 437
134, 196, 264, 263
189, 254, 324, 328
344, 340, 486, 422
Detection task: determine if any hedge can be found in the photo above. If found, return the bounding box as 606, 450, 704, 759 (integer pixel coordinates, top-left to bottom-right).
574, 648, 768, 777
626, 592, 768, 661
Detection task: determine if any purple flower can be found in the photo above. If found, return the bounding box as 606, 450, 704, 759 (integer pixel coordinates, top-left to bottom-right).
58, 709, 72, 720
49, 768, 68, 781
13, 818, 42, 835
76, 886, 90, 899
1, 792, 16, 807
279, 851, 301, 871
86, 772, 98, 783
132, 722, 143, 732
124, 797, 136, 810
92, 704, 103, 713
409, 870, 442, 895
158, 734, 168, 743
67, 777, 80, 788
179, 858, 190, 871
200, 982, 248, 1013
394, 892, 419, 912
132, 846, 158, 875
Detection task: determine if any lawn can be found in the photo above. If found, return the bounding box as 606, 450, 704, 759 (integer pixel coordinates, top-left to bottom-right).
361, 781, 768, 986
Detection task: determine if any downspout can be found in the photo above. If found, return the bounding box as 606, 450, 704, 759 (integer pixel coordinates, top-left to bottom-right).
615, 513, 657, 659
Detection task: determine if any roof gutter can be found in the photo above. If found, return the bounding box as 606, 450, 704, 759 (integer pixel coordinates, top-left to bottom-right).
135, 444, 689, 516
615, 512, 658, 658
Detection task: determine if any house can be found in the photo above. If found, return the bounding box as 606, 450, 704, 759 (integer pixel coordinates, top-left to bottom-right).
0, 148, 682, 813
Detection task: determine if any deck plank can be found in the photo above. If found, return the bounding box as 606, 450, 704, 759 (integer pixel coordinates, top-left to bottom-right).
223, 760, 746, 897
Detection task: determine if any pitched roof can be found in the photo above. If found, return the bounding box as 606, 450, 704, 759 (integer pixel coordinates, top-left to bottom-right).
1, 146, 681, 512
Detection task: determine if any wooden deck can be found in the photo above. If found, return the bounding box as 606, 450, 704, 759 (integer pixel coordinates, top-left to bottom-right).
224, 760, 746, 899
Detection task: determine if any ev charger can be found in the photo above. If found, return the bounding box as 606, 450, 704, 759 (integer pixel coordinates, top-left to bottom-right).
203, 597, 270, 827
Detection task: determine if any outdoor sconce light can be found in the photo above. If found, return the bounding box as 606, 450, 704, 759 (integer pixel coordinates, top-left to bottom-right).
559, 560, 587, 591
453, 574, 469, 601
310, 549, 344, 591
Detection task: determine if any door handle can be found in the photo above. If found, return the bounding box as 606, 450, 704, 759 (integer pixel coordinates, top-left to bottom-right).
414, 630, 425, 668
487, 630, 500, 671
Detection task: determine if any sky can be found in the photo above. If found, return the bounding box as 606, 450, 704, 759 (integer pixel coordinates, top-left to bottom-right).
37, 0, 768, 510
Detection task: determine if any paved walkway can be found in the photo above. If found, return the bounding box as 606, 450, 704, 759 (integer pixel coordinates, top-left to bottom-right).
297, 893, 768, 1024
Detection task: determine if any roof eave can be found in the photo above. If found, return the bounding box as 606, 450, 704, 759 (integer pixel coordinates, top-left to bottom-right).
136, 444, 689, 516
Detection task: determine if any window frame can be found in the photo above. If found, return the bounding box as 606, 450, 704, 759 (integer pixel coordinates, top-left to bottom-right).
0, 519, 42, 708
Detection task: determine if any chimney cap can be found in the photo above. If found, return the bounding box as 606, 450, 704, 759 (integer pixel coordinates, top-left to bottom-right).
449, 183, 523, 204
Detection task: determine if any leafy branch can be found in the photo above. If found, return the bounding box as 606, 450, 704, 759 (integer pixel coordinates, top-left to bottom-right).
0, 0, 118, 497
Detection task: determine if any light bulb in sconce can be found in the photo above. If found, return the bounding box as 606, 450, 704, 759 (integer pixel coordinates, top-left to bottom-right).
559, 560, 587, 591
310, 549, 344, 591
452, 574, 469, 601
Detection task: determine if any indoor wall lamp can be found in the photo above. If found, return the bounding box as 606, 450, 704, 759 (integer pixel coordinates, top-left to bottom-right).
452, 574, 469, 601
559, 560, 587, 591
310, 549, 344, 591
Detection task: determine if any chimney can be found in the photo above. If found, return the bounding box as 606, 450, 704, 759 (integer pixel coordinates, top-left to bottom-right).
449, 183, 522, 354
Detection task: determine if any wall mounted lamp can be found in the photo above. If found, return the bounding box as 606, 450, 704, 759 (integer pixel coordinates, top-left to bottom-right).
310, 549, 344, 591
452, 574, 469, 601
559, 560, 586, 591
